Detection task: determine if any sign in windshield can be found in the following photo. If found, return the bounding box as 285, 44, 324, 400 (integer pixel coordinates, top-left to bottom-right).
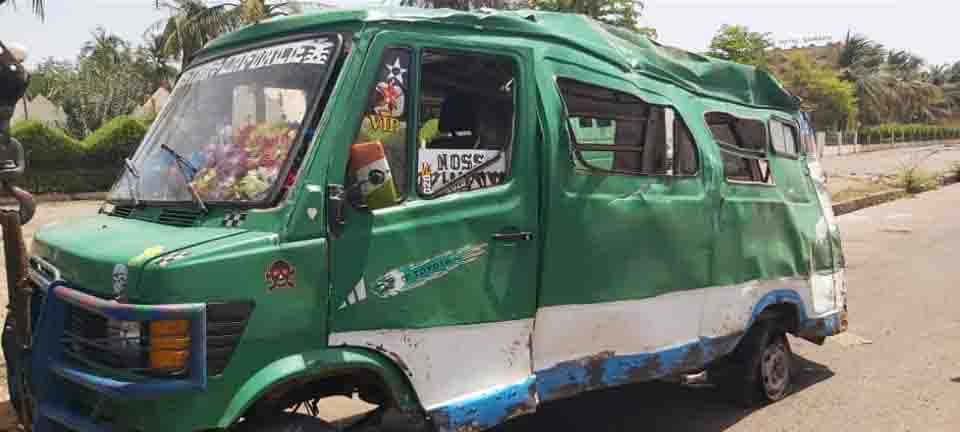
109, 35, 342, 205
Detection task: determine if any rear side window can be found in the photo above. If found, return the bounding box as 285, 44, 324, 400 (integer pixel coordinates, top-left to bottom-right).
770, 120, 799, 157
706, 112, 772, 184
558, 78, 698, 176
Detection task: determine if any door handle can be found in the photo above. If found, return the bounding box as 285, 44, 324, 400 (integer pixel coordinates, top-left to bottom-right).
492, 231, 534, 242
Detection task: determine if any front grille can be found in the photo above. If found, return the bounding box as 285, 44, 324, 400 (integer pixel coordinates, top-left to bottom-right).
157, 208, 205, 227
207, 301, 255, 376
109, 206, 204, 227
60, 300, 254, 377
62, 305, 147, 371
110, 205, 134, 218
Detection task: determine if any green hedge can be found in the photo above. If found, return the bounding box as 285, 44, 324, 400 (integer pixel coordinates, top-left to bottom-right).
10, 116, 148, 193
859, 124, 960, 144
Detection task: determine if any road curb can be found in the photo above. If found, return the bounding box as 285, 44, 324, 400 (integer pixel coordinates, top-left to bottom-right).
832, 175, 960, 216
833, 189, 908, 216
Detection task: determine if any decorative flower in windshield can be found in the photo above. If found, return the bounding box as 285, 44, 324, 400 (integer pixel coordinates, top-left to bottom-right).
191, 121, 298, 201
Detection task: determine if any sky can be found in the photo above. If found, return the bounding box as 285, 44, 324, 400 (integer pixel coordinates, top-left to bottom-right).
0, 0, 957, 69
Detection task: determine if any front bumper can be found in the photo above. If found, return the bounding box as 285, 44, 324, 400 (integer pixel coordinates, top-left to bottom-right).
13, 276, 207, 432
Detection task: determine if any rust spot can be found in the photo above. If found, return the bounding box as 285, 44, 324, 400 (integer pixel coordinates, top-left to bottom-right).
546, 351, 616, 400
502, 381, 538, 421
625, 354, 663, 383
370, 343, 413, 378
584, 350, 614, 390
676, 343, 706, 374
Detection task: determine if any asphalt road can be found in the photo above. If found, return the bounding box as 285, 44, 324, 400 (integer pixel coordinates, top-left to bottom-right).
1, 171, 960, 431
494, 183, 960, 432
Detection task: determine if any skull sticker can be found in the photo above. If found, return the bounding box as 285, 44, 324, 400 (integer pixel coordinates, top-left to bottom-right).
265, 260, 296, 291
112, 264, 128, 294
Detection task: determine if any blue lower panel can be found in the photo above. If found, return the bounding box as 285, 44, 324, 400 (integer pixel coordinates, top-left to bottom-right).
40, 402, 115, 432
799, 311, 847, 340
535, 334, 739, 403
428, 376, 537, 432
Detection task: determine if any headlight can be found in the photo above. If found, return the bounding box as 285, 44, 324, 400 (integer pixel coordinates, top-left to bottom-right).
149, 320, 191, 372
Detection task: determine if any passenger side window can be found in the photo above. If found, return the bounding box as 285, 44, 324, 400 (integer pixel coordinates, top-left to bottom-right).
557, 78, 698, 176
770, 120, 799, 157
347, 48, 412, 210
416, 50, 515, 197
706, 112, 772, 184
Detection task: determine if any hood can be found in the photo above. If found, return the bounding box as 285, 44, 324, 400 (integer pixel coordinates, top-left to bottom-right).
33, 214, 247, 298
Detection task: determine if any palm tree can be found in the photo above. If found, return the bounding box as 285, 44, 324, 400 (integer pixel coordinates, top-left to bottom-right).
154, 0, 295, 64
234, 0, 296, 24
836, 32, 950, 126
155, 0, 236, 64
82, 27, 131, 66
1, 0, 44, 19
136, 32, 179, 89
838, 32, 886, 71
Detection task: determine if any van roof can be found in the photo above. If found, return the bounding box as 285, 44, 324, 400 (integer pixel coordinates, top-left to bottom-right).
200, 7, 799, 112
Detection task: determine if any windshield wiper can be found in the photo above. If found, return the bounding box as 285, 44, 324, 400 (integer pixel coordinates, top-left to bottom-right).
121, 158, 141, 206
159, 143, 208, 215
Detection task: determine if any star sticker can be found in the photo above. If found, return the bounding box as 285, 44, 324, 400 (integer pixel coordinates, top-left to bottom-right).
385, 58, 407, 84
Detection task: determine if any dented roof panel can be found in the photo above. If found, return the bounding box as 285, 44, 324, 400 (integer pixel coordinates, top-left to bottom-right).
198, 7, 799, 112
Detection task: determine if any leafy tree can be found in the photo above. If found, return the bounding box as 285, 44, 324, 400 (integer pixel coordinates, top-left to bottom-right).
776, 52, 858, 131
529, 0, 645, 32
27, 28, 161, 137
402, 0, 653, 35
706, 25, 772, 69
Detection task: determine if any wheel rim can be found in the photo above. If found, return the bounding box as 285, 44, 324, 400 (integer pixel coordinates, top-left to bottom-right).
760, 339, 790, 400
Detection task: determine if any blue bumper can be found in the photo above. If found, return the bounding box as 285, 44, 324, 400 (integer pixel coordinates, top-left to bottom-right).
14, 280, 207, 432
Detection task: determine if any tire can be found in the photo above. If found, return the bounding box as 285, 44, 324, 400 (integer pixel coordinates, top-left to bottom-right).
710, 320, 792, 407
233, 413, 336, 432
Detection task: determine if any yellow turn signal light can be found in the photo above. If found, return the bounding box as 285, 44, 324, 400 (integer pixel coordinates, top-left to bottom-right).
149, 320, 190, 372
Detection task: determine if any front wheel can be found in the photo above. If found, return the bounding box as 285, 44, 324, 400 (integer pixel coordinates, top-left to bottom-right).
232, 413, 336, 432
710, 320, 792, 407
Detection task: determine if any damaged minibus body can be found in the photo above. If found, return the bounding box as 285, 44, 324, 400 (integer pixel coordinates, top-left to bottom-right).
5, 7, 847, 432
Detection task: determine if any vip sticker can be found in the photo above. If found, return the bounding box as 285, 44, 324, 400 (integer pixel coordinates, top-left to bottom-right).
265, 260, 296, 291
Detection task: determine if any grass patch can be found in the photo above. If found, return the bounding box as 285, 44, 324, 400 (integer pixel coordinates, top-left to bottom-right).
831, 181, 897, 203
896, 169, 939, 193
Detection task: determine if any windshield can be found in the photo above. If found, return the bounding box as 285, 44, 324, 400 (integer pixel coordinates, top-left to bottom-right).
109, 35, 343, 205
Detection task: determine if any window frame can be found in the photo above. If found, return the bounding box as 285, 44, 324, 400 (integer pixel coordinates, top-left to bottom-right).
346, 45, 416, 208
769, 117, 801, 159
705, 111, 776, 186
555, 76, 701, 178
413, 47, 520, 199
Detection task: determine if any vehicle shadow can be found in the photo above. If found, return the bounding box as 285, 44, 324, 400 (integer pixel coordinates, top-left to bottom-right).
494, 353, 834, 432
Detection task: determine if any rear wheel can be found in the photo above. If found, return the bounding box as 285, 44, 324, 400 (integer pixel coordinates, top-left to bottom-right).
710, 320, 792, 407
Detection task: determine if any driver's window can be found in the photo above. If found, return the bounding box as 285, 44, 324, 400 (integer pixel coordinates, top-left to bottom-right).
347, 47, 412, 210
416, 49, 515, 197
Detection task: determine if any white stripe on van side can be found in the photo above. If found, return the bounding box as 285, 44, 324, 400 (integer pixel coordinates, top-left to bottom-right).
328, 318, 534, 410
328, 271, 845, 413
